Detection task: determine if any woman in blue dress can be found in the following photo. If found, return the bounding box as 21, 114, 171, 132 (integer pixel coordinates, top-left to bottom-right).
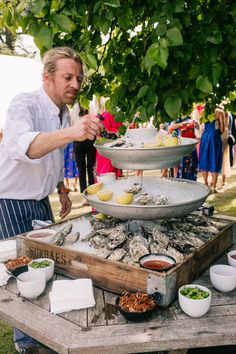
168, 116, 199, 181
199, 107, 225, 193
64, 142, 79, 191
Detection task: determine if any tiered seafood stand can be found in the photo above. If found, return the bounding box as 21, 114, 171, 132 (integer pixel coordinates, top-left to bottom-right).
16, 134, 233, 307
1, 132, 236, 353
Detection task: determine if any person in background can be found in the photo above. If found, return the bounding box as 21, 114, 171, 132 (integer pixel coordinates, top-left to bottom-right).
228, 112, 236, 167
159, 123, 178, 178
191, 103, 205, 158
219, 108, 231, 190
168, 115, 199, 181
64, 142, 79, 191
199, 106, 225, 193
0, 46, 103, 353
96, 110, 123, 178
72, 105, 97, 199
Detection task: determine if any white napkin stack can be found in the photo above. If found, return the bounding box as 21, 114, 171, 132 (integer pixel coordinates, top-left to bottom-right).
49, 278, 95, 314
0, 263, 11, 286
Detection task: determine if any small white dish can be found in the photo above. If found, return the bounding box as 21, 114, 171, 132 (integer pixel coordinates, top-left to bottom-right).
97, 172, 116, 184
17, 270, 46, 299
28, 258, 55, 281
227, 250, 236, 268
178, 284, 211, 317
210, 264, 236, 292
26, 229, 56, 243
125, 127, 157, 143
139, 253, 176, 271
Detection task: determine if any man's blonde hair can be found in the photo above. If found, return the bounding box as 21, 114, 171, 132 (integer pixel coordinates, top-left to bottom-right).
42, 47, 84, 76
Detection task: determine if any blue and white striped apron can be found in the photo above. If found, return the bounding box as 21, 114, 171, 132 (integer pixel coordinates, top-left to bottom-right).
0, 197, 54, 239
0, 196, 55, 348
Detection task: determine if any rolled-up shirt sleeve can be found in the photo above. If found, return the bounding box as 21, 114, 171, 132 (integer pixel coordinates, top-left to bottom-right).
3, 93, 43, 164
17, 131, 42, 163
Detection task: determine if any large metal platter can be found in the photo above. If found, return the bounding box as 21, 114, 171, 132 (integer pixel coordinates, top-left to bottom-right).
83, 176, 210, 220
94, 137, 198, 169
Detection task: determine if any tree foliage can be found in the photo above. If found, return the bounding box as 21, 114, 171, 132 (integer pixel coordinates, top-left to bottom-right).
0, 0, 236, 122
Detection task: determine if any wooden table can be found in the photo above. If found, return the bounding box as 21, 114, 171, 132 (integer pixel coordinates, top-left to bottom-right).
1, 242, 236, 354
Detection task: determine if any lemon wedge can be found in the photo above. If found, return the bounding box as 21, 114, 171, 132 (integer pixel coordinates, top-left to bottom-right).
115, 192, 133, 205
86, 183, 103, 194
97, 190, 113, 201
94, 213, 108, 220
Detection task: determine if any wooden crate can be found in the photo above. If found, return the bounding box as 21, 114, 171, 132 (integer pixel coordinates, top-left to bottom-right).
16, 217, 234, 308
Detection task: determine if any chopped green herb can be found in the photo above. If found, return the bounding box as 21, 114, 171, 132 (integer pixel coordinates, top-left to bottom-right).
29, 260, 52, 269
180, 287, 210, 299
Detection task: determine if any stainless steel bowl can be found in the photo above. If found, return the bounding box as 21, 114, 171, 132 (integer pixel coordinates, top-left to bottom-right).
94, 137, 198, 169
83, 176, 210, 220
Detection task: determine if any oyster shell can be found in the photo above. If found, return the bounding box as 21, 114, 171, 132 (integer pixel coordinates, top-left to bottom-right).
108, 248, 126, 261
91, 235, 109, 249
135, 193, 169, 205
64, 231, 80, 245
107, 233, 127, 250
124, 183, 142, 195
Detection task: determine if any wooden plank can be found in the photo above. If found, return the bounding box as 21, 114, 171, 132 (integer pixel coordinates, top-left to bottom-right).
68, 315, 236, 353
0, 287, 80, 354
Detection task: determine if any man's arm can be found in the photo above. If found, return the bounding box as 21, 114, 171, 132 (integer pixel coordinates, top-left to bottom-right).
27, 115, 103, 159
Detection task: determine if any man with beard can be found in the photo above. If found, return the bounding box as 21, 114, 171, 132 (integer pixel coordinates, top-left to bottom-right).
0, 46, 103, 353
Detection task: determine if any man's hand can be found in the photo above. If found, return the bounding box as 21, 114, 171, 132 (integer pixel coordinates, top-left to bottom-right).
58, 193, 72, 218
72, 114, 104, 141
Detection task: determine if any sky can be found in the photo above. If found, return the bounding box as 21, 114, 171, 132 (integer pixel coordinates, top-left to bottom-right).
0, 35, 42, 129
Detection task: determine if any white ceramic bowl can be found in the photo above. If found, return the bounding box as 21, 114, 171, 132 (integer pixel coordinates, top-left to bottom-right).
26, 229, 56, 243
125, 128, 157, 143
178, 284, 211, 317
228, 250, 236, 268
210, 264, 236, 292
28, 258, 55, 281
97, 172, 116, 184
17, 270, 46, 299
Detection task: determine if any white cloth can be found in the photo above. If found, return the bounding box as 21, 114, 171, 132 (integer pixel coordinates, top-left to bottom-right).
0, 240, 16, 262
0, 263, 11, 286
32, 219, 53, 230
49, 278, 95, 314
0, 87, 70, 200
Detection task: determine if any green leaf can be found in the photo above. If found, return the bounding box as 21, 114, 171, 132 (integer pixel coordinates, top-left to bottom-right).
85, 53, 97, 70
174, 0, 185, 13
118, 6, 132, 29
145, 42, 169, 70
79, 96, 90, 110
212, 62, 223, 85
29, 0, 46, 16
96, 16, 110, 34
50, 14, 73, 33
35, 26, 53, 49
166, 27, 183, 46
137, 85, 148, 99
189, 65, 201, 80
196, 76, 213, 94
103, 0, 120, 7
207, 30, 222, 44
155, 23, 167, 36
164, 95, 182, 119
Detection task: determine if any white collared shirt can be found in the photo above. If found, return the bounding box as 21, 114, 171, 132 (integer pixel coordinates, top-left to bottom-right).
0, 87, 70, 200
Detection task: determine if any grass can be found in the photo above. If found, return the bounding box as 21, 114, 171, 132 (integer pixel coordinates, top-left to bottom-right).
1, 169, 236, 352
0, 320, 18, 354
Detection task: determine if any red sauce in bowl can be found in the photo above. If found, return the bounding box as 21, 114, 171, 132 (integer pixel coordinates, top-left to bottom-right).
29, 233, 52, 239
231, 254, 236, 259
143, 260, 171, 270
